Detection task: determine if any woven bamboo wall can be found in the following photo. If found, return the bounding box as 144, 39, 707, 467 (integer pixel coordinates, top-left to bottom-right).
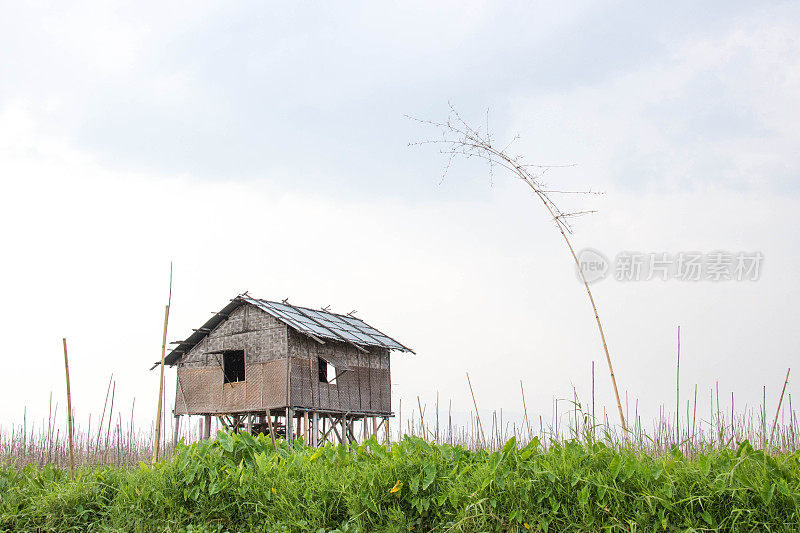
180, 304, 288, 367
288, 329, 391, 414
174, 303, 289, 415
175, 360, 287, 415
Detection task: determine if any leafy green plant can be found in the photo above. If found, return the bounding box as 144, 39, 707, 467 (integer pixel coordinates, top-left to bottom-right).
2, 434, 800, 532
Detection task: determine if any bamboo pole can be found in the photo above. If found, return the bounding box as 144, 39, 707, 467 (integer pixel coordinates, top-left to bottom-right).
415, 113, 628, 432
692, 384, 697, 447
466, 372, 486, 447
591, 362, 595, 436
46, 391, 53, 464
762, 385, 767, 448
152, 304, 170, 463
62, 338, 74, 477
417, 396, 425, 438
435, 392, 440, 444
152, 263, 173, 463
512, 164, 628, 433
105, 381, 115, 460
448, 400, 453, 445
770, 368, 791, 447
520, 380, 531, 438
94, 374, 113, 460
676, 326, 680, 442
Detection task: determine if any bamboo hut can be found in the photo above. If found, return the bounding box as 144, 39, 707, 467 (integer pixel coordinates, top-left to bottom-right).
161, 293, 413, 445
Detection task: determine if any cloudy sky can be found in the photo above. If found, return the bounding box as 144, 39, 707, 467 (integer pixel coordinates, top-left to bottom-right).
2, 1, 799, 439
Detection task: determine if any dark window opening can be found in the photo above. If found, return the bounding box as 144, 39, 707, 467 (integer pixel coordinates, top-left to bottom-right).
223, 350, 245, 383
318, 357, 337, 385
318, 357, 327, 382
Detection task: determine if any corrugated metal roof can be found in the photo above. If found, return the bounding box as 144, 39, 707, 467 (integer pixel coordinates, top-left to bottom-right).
241, 296, 412, 352
162, 294, 412, 366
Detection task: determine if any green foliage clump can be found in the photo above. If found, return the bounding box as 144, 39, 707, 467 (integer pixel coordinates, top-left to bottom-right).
1, 432, 800, 532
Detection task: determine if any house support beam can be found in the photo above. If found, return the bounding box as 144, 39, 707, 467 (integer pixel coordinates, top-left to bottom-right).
203, 414, 211, 440
286, 407, 294, 444
312, 411, 319, 447
266, 412, 276, 448
197, 409, 392, 447
173, 414, 180, 448
331, 418, 343, 444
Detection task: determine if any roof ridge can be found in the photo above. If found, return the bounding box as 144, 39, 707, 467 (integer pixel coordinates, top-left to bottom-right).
253, 297, 367, 322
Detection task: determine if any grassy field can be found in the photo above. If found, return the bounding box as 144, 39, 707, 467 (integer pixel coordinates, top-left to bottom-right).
2, 431, 799, 532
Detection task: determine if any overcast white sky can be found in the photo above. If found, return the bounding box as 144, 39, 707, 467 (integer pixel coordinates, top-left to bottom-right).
2, 1, 799, 439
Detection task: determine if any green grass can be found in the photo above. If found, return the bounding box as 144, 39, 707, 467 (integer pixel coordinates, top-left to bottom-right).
1, 432, 800, 532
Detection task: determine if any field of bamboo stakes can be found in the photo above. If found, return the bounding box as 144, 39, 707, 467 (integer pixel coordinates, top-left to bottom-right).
3, 378, 797, 469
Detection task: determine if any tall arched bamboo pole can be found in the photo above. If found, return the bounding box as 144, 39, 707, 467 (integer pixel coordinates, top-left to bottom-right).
466, 142, 626, 433
413, 109, 628, 432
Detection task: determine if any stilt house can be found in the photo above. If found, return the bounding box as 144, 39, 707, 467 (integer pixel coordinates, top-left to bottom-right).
163, 294, 412, 445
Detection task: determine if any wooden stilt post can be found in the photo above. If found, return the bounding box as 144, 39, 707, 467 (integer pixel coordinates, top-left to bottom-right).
363, 416, 368, 443
172, 414, 180, 448
303, 411, 309, 442
312, 411, 319, 447
246, 413, 253, 435
266, 411, 276, 449
203, 414, 211, 439
286, 408, 294, 444
372, 416, 378, 439
296, 413, 302, 441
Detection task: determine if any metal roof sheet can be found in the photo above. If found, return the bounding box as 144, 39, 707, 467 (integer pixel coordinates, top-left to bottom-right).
240, 295, 413, 353
162, 294, 412, 366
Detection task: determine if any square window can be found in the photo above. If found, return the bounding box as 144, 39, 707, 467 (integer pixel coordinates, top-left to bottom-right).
318, 357, 337, 385
223, 350, 245, 383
